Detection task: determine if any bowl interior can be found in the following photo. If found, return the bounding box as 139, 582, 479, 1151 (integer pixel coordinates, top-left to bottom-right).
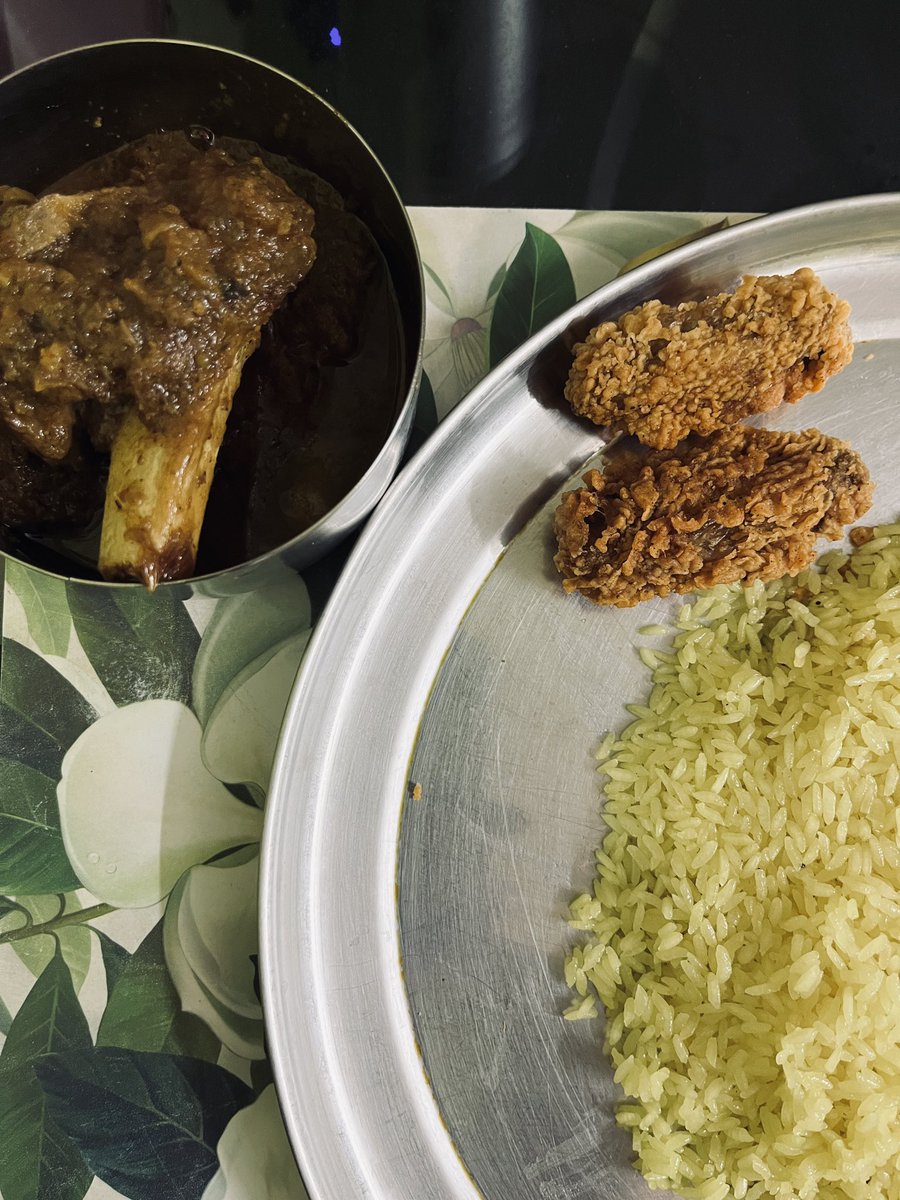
0, 39, 423, 589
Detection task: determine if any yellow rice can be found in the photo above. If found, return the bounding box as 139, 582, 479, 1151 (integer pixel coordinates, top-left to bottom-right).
565, 526, 900, 1200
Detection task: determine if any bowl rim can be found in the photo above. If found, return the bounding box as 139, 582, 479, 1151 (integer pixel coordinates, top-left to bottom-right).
0, 37, 425, 590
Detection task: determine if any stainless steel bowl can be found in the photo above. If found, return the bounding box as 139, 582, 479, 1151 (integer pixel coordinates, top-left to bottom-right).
0, 38, 424, 596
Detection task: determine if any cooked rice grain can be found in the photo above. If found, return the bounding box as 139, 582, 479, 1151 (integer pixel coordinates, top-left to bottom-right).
566, 526, 900, 1200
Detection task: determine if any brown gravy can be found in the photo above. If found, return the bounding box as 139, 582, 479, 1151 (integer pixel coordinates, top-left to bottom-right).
0, 131, 404, 579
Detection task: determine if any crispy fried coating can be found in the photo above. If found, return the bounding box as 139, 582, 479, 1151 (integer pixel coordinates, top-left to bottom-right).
565, 269, 853, 449
554, 426, 873, 608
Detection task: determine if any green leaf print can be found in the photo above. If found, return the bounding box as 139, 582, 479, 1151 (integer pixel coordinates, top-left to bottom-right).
4, 562, 72, 657
0, 896, 23, 919
0, 639, 98, 777
0, 993, 11, 1036
93, 929, 131, 996
0, 948, 93, 1200
66, 583, 200, 708
250, 1056, 274, 1095
0, 758, 81, 894
9, 894, 94, 994
98, 919, 219, 1063
485, 260, 508, 301
488, 223, 576, 368
191, 578, 310, 727
423, 263, 456, 315
35, 1047, 253, 1200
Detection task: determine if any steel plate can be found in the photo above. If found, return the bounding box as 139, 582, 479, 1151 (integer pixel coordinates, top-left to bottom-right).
261, 195, 900, 1200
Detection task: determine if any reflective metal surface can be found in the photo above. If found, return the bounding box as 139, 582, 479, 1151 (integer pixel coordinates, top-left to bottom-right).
0, 39, 423, 596
262, 195, 900, 1200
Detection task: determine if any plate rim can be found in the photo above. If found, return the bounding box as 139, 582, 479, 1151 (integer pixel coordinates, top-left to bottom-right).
260, 192, 900, 1200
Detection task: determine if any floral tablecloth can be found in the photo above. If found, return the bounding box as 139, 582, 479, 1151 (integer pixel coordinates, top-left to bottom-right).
0, 206, 738, 1200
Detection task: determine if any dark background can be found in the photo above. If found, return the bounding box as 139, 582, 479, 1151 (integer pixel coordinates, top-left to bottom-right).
0, 0, 898, 211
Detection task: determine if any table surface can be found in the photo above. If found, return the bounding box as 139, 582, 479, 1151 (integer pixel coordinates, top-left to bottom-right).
0, 0, 899, 211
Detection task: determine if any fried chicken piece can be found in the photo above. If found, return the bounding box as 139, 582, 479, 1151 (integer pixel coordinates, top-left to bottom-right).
0, 133, 316, 585
554, 426, 872, 608
565, 269, 853, 449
